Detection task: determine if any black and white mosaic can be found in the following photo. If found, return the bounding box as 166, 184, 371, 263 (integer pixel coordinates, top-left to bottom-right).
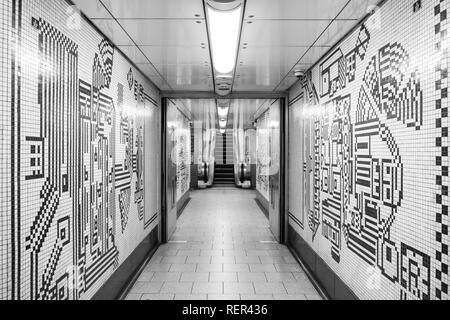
0, 0, 160, 300
288, 0, 448, 300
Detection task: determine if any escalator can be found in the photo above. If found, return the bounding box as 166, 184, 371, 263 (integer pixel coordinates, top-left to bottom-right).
213, 164, 235, 186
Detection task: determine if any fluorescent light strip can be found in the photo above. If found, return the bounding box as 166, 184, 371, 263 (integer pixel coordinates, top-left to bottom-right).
206, 5, 242, 74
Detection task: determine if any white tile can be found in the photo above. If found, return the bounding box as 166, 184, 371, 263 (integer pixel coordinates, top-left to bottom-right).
141, 294, 174, 300
207, 294, 240, 300
160, 282, 193, 294
192, 282, 223, 294
180, 272, 209, 282
209, 272, 238, 282
151, 272, 181, 282
224, 282, 255, 294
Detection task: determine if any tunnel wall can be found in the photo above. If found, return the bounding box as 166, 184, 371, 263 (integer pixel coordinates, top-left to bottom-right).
287, 0, 449, 300
0, 0, 161, 299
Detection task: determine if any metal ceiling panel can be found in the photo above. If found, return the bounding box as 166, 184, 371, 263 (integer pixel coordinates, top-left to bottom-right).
338, 0, 383, 20
100, 0, 205, 19
134, 63, 162, 76
240, 19, 332, 47
237, 46, 309, 67
315, 19, 362, 47
244, 0, 350, 20
117, 45, 150, 64
73, 0, 379, 93
140, 46, 210, 65
72, 0, 113, 19
118, 19, 208, 46
91, 18, 134, 45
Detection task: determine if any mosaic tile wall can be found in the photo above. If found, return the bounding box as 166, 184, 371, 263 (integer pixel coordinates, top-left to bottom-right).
288, 0, 449, 300
0, 0, 161, 300
175, 111, 191, 201
256, 110, 270, 200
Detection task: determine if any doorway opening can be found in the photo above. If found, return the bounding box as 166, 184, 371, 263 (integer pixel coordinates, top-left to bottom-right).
161, 98, 285, 243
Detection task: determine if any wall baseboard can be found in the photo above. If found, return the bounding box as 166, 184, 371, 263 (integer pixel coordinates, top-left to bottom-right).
287, 224, 358, 300
92, 227, 159, 300
177, 191, 191, 218
255, 190, 269, 218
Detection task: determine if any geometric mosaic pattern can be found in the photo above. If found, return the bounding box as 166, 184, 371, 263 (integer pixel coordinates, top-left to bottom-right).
256, 111, 270, 201
288, 0, 449, 300
0, 0, 160, 299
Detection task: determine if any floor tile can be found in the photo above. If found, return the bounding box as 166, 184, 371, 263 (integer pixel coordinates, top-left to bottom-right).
160, 282, 193, 294
180, 272, 209, 282
275, 263, 303, 272
240, 294, 274, 300
129, 281, 163, 294
196, 263, 223, 272
273, 294, 307, 300
207, 294, 240, 300
209, 272, 238, 282
141, 294, 174, 300
249, 264, 276, 272
174, 294, 207, 300
192, 282, 223, 294
284, 282, 319, 295
186, 256, 211, 264
169, 264, 197, 272
125, 293, 142, 300
126, 189, 318, 300
136, 271, 154, 281
265, 272, 296, 282
235, 256, 261, 264
224, 282, 255, 294
151, 272, 181, 282
237, 272, 267, 282
254, 282, 287, 294
145, 263, 172, 272
223, 264, 250, 272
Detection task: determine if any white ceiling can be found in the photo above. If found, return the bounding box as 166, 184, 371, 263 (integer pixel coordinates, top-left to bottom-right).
72, 0, 381, 93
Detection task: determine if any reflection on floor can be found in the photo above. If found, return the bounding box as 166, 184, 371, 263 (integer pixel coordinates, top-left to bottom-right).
125, 188, 322, 300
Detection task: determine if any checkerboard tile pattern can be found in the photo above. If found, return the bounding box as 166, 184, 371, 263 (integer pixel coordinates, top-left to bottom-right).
288, 0, 449, 300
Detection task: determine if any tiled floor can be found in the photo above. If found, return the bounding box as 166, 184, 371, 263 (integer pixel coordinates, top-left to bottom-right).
125, 188, 322, 300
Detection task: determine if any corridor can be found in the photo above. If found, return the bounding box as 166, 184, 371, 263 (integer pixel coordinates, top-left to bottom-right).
126, 188, 322, 300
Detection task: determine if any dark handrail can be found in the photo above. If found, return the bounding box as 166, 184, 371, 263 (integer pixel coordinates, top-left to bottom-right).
240, 163, 245, 183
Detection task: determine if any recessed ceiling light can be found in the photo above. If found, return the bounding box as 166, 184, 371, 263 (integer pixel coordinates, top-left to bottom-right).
206, 4, 243, 74
217, 107, 229, 118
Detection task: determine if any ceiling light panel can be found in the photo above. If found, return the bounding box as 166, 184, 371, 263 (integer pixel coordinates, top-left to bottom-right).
206, 4, 243, 74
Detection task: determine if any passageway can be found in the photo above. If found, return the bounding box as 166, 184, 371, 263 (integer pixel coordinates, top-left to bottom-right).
126, 188, 321, 300
1, 0, 448, 302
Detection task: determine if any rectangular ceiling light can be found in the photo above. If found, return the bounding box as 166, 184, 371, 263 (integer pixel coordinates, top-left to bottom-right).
217, 107, 229, 118
206, 5, 242, 74
219, 119, 227, 128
